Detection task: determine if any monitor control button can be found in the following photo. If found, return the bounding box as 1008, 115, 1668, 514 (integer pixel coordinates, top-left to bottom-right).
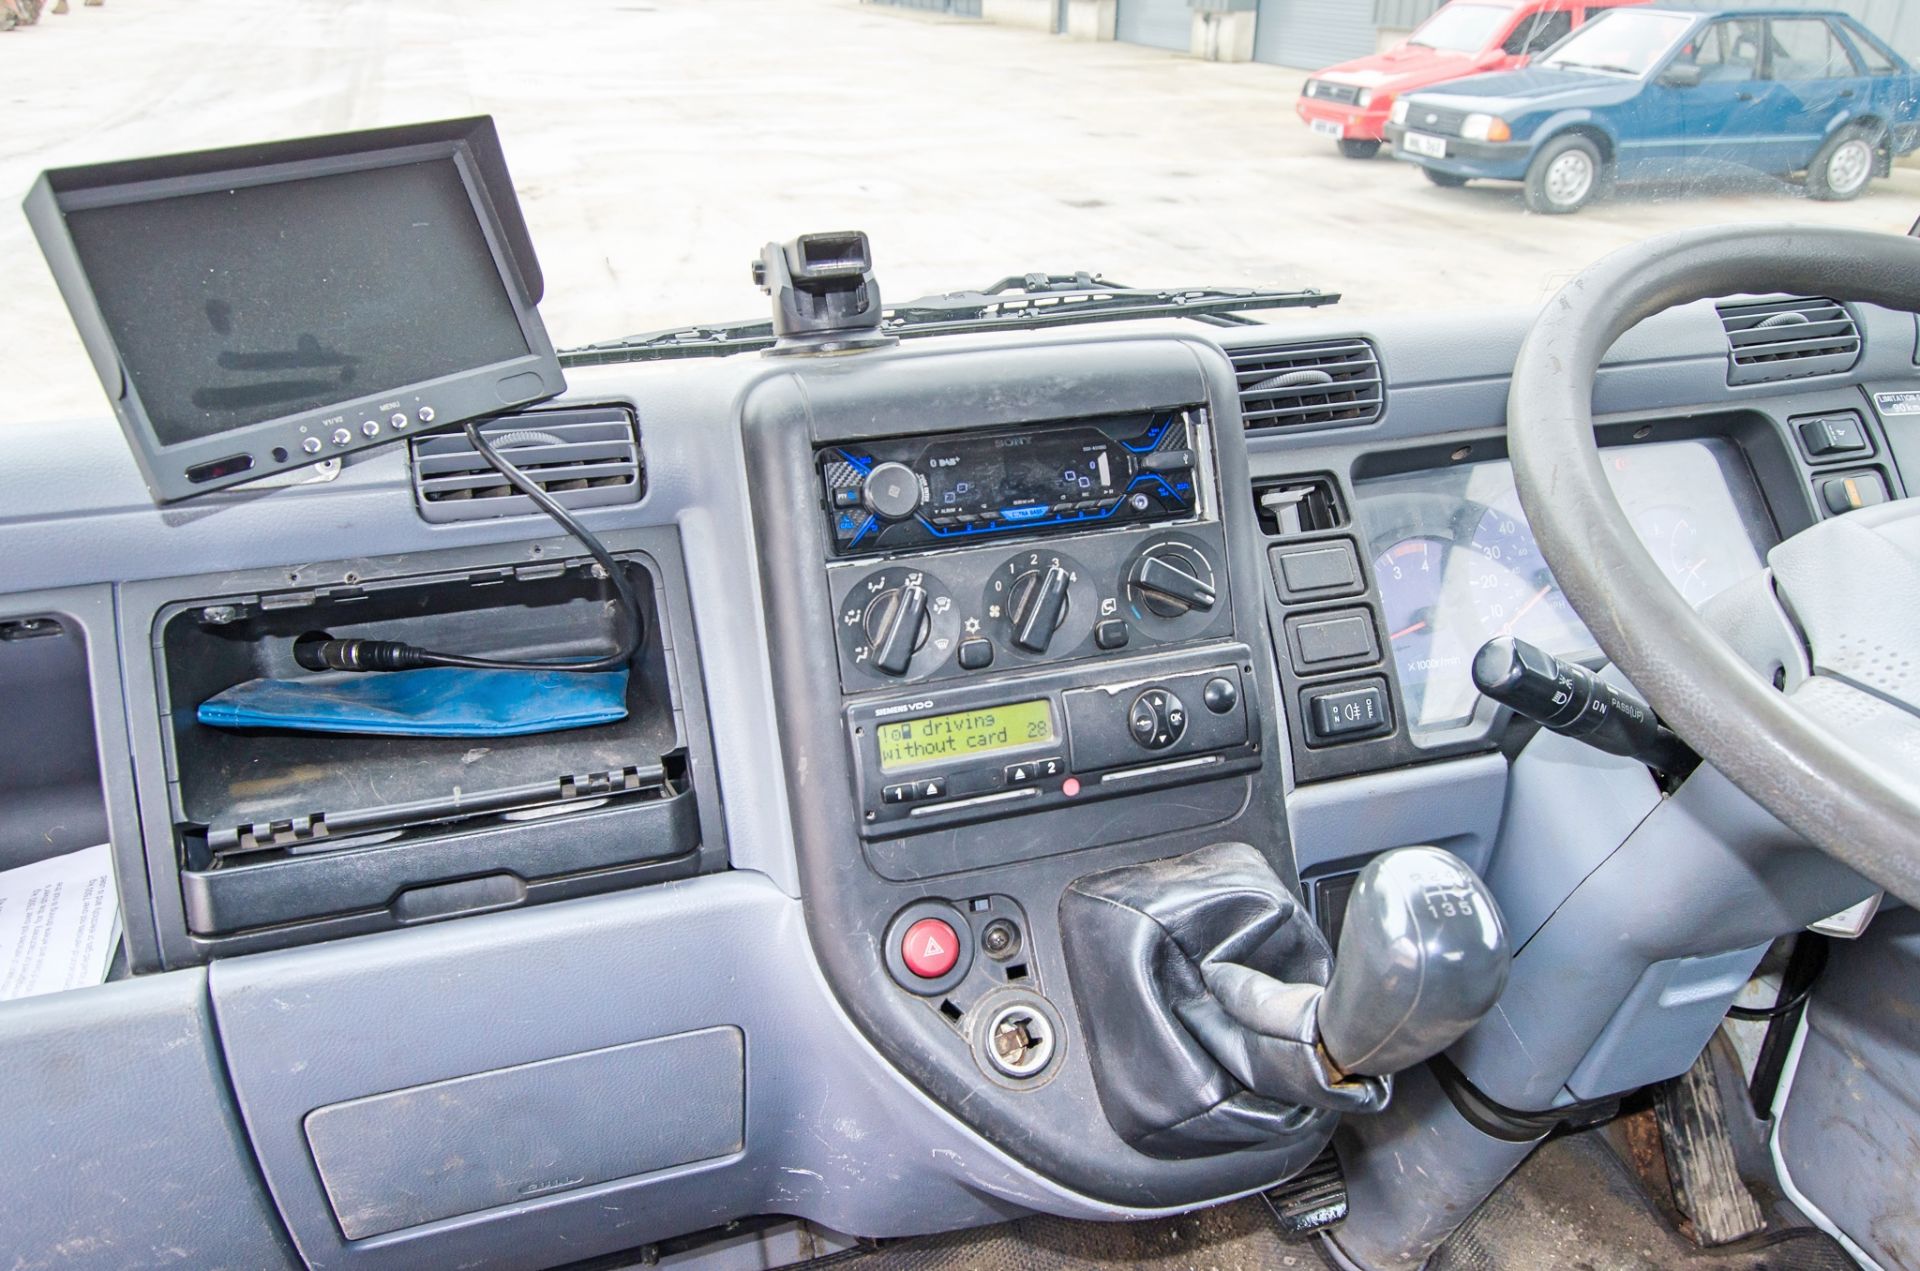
416, 406, 436, 424
301, 437, 323, 455
330, 427, 352, 446
390, 412, 409, 429
361, 420, 380, 437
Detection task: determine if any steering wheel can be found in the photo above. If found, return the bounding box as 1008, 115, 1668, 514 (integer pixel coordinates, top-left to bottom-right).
1508, 224, 1920, 906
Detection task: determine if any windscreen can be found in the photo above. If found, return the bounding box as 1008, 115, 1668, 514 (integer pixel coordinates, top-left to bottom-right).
1408, 4, 1513, 54
65, 158, 530, 447
1539, 10, 1696, 75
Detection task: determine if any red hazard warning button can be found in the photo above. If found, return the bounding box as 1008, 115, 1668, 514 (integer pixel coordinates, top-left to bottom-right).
901, 917, 960, 979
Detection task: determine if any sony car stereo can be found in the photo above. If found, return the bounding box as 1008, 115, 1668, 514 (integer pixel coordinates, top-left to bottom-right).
819, 410, 1204, 555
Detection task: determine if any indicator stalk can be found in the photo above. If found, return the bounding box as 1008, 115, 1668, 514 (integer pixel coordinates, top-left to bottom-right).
1472, 636, 1693, 775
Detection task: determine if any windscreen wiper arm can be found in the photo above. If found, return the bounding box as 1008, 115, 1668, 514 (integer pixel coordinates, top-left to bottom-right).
562, 274, 1338, 366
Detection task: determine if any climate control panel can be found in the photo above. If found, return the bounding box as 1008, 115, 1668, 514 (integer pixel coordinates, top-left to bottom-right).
828, 525, 1234, 690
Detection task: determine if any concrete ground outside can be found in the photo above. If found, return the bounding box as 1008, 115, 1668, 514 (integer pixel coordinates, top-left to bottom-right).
4, 0, 1919, 423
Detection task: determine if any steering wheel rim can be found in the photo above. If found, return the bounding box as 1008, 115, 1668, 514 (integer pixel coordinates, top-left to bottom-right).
1508, 223, 1920, 906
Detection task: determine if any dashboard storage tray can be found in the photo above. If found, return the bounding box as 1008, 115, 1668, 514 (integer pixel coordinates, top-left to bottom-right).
154, 554, 703, 939
180, 776, 698, 936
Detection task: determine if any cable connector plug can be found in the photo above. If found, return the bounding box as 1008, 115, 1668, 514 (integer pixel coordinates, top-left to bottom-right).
293, 632, 436, 673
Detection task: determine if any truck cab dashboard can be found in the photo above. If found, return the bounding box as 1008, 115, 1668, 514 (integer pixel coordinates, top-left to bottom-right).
2, 275, 1915, 1268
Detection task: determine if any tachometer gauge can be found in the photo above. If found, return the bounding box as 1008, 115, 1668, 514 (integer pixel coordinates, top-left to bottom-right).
1374, 535, 1474, 727
1375, 537, 1446, 641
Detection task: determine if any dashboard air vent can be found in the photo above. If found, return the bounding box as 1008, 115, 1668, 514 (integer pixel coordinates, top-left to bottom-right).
1716, 297, 1860, 385
1229, 338, 1384, 431
411, 406, 642, 524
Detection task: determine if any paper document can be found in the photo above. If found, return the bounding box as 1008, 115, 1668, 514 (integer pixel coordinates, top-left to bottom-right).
0, 844, 122, 1002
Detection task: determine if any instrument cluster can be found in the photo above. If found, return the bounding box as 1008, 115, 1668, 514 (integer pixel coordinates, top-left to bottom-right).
1354, 439, 1772, 737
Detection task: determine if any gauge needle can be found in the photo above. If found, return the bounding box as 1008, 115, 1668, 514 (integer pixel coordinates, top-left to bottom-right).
1390, 620, 1427, 641
1501, 586, 1552, 635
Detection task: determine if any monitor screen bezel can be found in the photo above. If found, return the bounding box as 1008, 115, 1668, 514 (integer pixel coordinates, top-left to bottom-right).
25, 117, 563, 503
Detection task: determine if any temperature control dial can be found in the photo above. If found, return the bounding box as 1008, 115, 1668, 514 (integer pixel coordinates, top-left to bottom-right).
838, 567, 959, 679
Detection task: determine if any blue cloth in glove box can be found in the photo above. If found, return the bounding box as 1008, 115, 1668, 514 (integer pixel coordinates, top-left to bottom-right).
197, 667, 630, 738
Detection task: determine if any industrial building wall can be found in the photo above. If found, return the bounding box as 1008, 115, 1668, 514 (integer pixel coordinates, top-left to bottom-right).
1374, 0, 1920, 56
865, 0, 1920, 64
868, 0, 985, 15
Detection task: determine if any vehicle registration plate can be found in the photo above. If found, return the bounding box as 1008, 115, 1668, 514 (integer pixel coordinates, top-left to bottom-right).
1310, 118, 1344, 139
1402, 132, 1448, 159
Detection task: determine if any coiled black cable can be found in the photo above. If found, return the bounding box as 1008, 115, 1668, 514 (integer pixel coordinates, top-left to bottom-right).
1727, 937, 1829, 1022
295, 416, 644, 674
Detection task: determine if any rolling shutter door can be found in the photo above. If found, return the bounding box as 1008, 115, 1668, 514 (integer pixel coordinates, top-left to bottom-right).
1254, 0, 1378, 67
1116, 0, 1191, 51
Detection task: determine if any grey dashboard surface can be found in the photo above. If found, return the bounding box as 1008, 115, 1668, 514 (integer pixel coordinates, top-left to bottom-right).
0, 969, 297, 1270
0, 294, 1915, 1266
1, 295, 1906, 591
208, 871, 1095, 1270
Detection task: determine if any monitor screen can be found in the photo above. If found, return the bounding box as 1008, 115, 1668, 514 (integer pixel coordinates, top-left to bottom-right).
64, 157, 532, 448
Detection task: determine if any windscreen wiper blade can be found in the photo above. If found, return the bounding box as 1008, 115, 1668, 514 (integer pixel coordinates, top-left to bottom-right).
562, 274, 1338, 366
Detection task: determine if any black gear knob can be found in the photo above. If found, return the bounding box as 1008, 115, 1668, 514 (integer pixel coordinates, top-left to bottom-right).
1316, 847, 1510, 1078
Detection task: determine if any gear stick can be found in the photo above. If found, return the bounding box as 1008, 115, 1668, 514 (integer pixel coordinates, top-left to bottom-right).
1317, 846, 1511, 1078
1059, 842, 1508, 1161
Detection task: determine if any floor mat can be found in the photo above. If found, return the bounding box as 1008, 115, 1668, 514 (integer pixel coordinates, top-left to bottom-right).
833, 1199, 1332, 1271
1432, 1133, 1853, 1271
825, 1129, 1852, 1271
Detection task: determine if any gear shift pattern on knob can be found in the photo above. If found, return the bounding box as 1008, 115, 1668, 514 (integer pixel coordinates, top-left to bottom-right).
1316, 846, 1511, 1078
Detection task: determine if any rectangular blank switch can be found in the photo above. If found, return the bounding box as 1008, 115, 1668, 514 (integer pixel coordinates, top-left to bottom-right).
1285, 609, 1380, 671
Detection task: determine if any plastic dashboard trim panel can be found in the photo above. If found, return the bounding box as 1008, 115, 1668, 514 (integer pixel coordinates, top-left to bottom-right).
742, 332, 1322, 1208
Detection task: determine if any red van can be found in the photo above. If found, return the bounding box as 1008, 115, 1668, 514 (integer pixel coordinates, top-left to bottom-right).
1295, 0, 1649, 157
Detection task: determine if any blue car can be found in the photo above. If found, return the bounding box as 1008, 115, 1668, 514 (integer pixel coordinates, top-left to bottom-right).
1383, 6, 1920, 213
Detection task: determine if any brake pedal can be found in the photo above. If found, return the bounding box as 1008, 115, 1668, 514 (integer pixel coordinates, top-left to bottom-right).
1261, 1145, 1348, 1236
